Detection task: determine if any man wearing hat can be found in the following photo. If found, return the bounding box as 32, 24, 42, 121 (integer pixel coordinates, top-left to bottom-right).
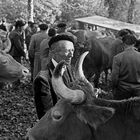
9, 19, 26, 62
112, 34, 140, 100
56, 22, 67, 34
9, 19, 26, 88
56, 22, 77, 42
33, 34, 75, 119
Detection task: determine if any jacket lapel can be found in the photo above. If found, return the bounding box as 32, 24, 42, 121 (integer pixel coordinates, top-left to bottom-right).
47, 61, 74, 85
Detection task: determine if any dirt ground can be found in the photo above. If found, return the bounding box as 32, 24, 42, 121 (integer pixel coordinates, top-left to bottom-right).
0, 80, 38, 140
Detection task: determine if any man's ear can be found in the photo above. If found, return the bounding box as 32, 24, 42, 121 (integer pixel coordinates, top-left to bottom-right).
77, 105, 115, 130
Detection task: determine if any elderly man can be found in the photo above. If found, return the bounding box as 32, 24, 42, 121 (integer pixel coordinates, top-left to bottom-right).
112, 34, 140, 100
34, 34, 75, 119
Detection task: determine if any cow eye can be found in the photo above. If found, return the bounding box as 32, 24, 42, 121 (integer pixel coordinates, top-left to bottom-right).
52, 110, 63, 121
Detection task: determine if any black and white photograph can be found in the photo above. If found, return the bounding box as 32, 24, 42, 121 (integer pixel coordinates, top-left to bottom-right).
0, 0, 140, 139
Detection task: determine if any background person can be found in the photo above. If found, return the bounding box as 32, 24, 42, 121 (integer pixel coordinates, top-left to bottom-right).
29, 23, 48, 81
112, 34, 140, 100
40, 28, 56, 70
9, 19, 26, 88
9, 19, 26, 63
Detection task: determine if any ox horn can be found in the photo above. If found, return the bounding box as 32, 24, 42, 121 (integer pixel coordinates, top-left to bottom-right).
75, 51, 89, 81
75, 51, 96, 96
52, 61, 85, 104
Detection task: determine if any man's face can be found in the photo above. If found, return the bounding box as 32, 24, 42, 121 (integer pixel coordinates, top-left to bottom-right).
53, 40, 74, 64
18, 26, 24, 33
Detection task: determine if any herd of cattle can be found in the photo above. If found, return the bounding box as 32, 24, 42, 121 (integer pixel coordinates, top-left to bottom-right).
72, 29, 140, 87
26, 51, 140, 140
1, 28, 140, 140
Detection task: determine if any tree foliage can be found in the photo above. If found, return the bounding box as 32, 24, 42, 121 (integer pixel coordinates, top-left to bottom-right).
0, 0, 140, 25
0, 0, 60, 23
0, 0, 28, 22
59, 0, 108, 22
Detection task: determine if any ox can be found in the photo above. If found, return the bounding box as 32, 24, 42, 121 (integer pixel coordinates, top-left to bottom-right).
27, 52, 140, 140
83, 36, 124, 87
0, 51, 29, 82
72, 29, 137, 87
71, 29, 107, 65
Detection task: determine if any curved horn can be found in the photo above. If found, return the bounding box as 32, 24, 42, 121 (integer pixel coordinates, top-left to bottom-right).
52, 60, 85, 104
75, 51, 96, 97
75, 51, 89, 80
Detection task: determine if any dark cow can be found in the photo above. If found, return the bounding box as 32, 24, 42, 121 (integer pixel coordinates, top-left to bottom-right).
72, 29, 138, 87
0, 51, 29, 82
83, 36, 124, 87
71, 29, 106, 65
27, 52, 140, 140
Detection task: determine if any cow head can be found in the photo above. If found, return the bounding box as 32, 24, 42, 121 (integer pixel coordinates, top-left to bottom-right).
28, 99, 114, 140
0, 51, 29, 82
27, 52, 115, 140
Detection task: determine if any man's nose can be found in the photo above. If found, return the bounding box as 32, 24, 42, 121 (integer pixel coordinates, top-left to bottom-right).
69, 51, 74, 57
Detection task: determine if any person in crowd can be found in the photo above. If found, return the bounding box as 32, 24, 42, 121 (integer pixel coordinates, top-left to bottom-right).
112, 34, 140, 100
111, 29, 137, 57
9, 19, 26, 88
40, 28, 56, 70
29, 23, 48, 81
25, 21, 34, 49
56, 22, 67, 34
25, 22, 38, 82
25, 21, 38, 50
56, 22, 77, 42
0, 17, 7, 32
34, 34, 75, 119
9, 19, 26, 62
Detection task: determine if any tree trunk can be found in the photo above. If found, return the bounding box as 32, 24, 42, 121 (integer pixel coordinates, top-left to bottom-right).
28, 0, 34, 22
127, 0, 136, 23
104, 0, 136, 23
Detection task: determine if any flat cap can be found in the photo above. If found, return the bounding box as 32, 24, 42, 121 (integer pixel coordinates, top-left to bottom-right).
39, 23, 48, 30
57, 22, 67, 28
15, 20, 26, 27
48, 34, 74, 48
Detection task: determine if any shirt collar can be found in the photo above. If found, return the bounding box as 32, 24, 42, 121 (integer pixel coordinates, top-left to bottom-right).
52, 58, 58, 67
125, 46, 136, 51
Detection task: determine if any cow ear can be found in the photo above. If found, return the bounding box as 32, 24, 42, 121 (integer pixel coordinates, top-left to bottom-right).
77, 105, 115, 130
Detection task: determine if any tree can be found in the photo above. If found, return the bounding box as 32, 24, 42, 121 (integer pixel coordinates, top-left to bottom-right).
28, 0, 34, 22
0, 0, 28, 22
0, 0, 61, 24
127, 0, 136, 23
104, 0, 136, 23
59, 0, 107, 23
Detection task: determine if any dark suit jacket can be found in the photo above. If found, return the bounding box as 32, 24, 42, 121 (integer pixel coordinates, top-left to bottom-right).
112, 47, 140, 99
34, 61, 75, 119
9, 30, 25, 57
